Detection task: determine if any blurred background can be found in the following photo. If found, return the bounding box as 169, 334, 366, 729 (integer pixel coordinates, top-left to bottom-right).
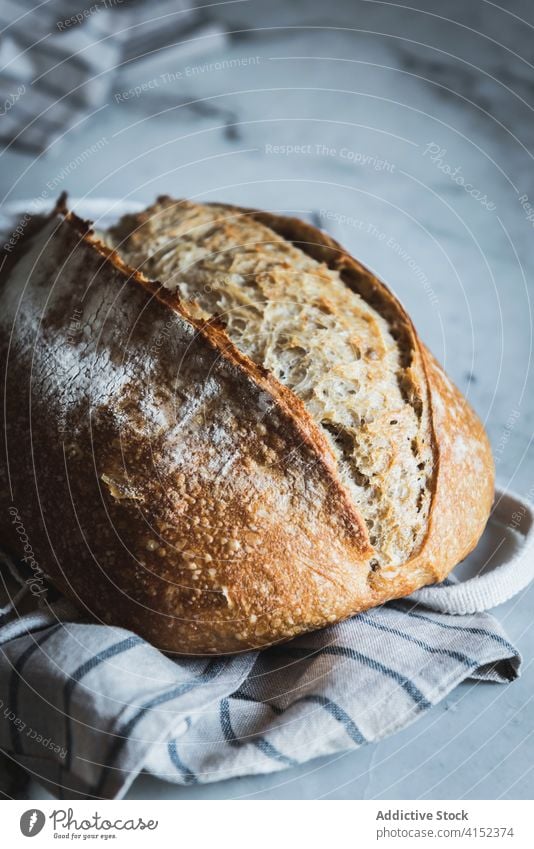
1, 0, 533, 800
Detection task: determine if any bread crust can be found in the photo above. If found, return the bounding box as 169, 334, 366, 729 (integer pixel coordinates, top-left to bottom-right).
0, 199, 494, 654
226, 205, 494, 593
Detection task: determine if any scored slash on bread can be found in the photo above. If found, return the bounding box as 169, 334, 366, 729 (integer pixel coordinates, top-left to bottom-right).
108, 198, 434, 572
0, 195, 494, 654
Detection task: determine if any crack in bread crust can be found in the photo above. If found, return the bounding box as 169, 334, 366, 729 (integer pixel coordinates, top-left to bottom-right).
0, 196, 494, 654
109, 198, 433, 568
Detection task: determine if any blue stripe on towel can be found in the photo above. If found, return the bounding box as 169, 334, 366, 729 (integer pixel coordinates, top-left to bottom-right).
231, 689, 284, 715
389, 604, 517, 654
220, 698, 298, 767
291, 694, 367, 745
64, 636, 143, 770
253, 737, 299, 767
94, 657, 228, 796
231, 691, 366, 746
168, 739, 198, 784
219, 696, 236, 745
273, 645, 432, 710
359, 613, 479, 668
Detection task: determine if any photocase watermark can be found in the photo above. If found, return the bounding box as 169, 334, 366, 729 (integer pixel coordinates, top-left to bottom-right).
58, 307, 85, 435
167, 55, 261, 79
518, 193, 534, 229
319, 209, 368, 230
2, 137, 109, 254
494, 407, 521, 466
0, 83, 26, 117
66, 306, 84, 346
385, 234, 439, 307
422, 143, 496, 211
20, 807, 159, 838
3, 213, 32, 254
0, 699, 67, 760
317, 143, 395, 172
57, 0, 123, 30
509, 480, 534, 531
45, 136, 109, 194
319, 209, 439, 307
20, 810, 46, 837
150, 316, 177, 356
8, 506, 48, 600
114, 56, 262, 103
264, 142, 395, 172
51, 808, 158, 834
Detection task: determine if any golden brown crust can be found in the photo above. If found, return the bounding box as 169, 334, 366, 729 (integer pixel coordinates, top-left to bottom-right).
110, 198, 435, 569
212, 202, 494, 588
0, 199, 494, 654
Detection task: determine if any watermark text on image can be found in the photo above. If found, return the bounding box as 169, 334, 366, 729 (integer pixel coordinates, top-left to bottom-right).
319, 210, 439, 307
0, 697, 67, 759
2, 137, 109, 254
8, 506, 48, 600
423, 143, 496, 211
265, 142, 395, 172
114, 56, 262, 102
57, 0, 123, 30
0, 84, 26, 117
518, 193, 534, 228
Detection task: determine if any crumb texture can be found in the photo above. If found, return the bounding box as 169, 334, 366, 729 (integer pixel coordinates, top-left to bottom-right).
110, 200, 433, 567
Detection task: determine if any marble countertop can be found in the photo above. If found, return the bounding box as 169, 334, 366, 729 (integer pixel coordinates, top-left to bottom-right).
3, 0, 533, 800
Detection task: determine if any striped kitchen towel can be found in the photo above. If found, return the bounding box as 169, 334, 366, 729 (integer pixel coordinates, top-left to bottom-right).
0, 488, 530, 800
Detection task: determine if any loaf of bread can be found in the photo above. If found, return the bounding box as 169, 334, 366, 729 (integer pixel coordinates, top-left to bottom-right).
0, 196, 494, 654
